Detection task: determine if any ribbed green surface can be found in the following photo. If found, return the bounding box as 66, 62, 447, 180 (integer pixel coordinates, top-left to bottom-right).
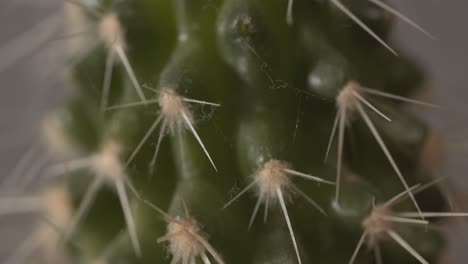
56, 0, 445, 263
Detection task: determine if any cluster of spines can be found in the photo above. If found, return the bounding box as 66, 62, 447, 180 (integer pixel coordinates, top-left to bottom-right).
0, 1, 465, 264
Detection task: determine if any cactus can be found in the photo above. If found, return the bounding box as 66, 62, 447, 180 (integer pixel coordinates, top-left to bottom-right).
4, 0, 465, 264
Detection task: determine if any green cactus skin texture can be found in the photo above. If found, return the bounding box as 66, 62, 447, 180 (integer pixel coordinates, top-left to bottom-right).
41, 0, 452, 263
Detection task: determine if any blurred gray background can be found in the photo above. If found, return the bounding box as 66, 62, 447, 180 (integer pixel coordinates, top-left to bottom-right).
0, 0, 467, 263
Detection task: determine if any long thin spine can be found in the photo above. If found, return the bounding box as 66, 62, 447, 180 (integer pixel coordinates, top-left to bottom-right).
355, 103, 424, 218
